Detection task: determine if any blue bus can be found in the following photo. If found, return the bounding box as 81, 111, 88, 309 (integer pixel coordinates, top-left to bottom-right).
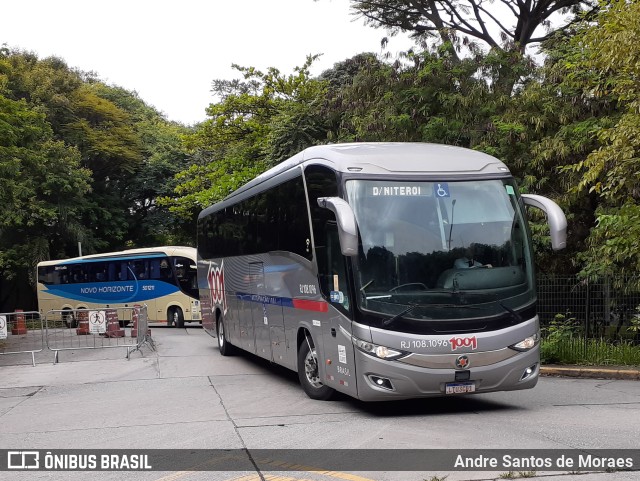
37, 246, 200, 327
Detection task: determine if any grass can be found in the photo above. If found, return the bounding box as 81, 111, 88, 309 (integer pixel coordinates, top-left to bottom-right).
541, 337, 640, 366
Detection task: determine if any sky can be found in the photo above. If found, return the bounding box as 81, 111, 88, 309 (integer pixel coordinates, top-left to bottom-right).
2, 0, 415, 125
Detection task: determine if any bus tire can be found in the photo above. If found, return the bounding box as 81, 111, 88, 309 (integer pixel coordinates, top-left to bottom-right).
217, 317, 235, 356
63, 309, 76, 328
297, 337, 335, 401
169, 307, 184, 328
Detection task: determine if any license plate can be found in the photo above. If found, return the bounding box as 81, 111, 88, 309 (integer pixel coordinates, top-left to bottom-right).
445, 382, 476, 394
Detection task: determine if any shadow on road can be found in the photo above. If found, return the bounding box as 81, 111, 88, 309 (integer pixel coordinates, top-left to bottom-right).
213, 345, 524, 417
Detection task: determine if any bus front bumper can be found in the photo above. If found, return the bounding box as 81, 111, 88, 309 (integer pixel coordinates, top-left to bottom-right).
352, 346, 540, 402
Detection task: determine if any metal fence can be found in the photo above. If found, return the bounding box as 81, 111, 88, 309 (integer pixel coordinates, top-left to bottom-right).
45, 305, 155, 363
537, 275, 640, 341
0, 305, 154, 366
0, 310, 44, 366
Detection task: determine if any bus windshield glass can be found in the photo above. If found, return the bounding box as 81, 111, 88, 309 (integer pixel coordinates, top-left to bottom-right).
345, 179, 535, 323
173, 256, 199, 300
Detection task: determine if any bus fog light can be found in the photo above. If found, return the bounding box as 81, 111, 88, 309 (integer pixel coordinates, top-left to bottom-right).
520, 363, 538, 381
369, 375, 394, 391
509, 333, 540, 352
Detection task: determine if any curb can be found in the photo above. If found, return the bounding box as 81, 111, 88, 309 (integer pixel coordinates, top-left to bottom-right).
540, 365, 640, 380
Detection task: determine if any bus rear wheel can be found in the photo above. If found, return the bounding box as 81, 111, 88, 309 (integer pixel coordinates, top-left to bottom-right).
217, 317, 235, 356
297, 336, 335, 401
168, 307, 184, 328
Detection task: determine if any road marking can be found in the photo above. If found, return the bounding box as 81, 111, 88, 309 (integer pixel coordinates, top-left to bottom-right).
226, 474, 375, 481
151, 454, 378, 481
152, 454, 244, 481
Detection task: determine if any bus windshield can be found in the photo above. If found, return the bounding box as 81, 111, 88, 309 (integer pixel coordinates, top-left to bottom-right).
345, 179, 535, 324
173, 256, 199, 300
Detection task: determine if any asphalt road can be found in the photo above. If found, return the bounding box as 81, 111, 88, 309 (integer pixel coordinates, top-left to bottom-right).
1, 326, 639, 481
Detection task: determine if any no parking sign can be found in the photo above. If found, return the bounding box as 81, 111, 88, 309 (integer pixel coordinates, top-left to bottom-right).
0, 315, 6, 339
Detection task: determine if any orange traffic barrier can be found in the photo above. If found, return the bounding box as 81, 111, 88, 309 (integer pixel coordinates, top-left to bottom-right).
11, 309, 27, 335
76, 310, 90, 335
103, 308, 124, 338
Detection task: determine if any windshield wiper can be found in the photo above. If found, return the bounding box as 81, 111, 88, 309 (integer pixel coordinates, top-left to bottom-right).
382, 303, 420, 327
497, 300, 523, 324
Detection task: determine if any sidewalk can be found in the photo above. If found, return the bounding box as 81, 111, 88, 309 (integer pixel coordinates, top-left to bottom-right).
541, 364, 640, 380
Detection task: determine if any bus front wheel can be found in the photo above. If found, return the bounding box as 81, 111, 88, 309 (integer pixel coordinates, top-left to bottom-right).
217, 317, 235, 356
297, 336, 335, 401
168, 307, 184, 328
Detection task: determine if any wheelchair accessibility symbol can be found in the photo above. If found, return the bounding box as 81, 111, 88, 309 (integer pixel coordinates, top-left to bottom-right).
435, 183, 450, 197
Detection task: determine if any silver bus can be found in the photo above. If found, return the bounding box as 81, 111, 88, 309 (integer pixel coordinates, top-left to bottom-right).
197, 143, 566, 401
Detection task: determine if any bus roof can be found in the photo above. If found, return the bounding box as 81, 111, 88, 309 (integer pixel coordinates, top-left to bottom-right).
224, 142, 510, 202
37, 246, 196, 267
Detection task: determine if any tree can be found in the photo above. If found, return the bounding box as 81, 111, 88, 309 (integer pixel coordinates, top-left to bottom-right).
0, 48, 194, 312
559, 0, 640, 279
89, 83, 194, 246
0, 93, 91, 309
163, 56, 329, 220
0, 50, 146, 253
347, 0, 596, 94
351, 0, 595, 54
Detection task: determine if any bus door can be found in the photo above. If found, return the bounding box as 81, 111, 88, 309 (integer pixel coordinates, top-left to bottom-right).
319, 222, 358, 397
249, 260, 285, 363
237, 261, 259, 354
250, 260, 270, 360
265, 262, 287, 364
127, 259, 157, 321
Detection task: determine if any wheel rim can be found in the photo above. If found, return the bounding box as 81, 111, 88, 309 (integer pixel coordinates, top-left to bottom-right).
304, 348, 323, 388
218, 321, 224, 348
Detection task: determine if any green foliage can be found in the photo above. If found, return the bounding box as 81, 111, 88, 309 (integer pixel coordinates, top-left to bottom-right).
350, 0, 596, 57
3, 1, 640, 316
541, 337, 640, 366
551, 1, 640, 280
0, 48, 192, 310
163, 56, 329, 219
541, 313, 582, 363
0, 92, 91, 279
332, 45, 515, 146
628, 316, 640, 336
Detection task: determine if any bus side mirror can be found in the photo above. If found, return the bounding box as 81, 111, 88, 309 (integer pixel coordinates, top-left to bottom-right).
317, 197, 358, 256
521, 194, 567, 251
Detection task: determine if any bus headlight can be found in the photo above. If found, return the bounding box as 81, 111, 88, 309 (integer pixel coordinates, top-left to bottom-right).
353, 337, 409, 360
509, 332, 540, 352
